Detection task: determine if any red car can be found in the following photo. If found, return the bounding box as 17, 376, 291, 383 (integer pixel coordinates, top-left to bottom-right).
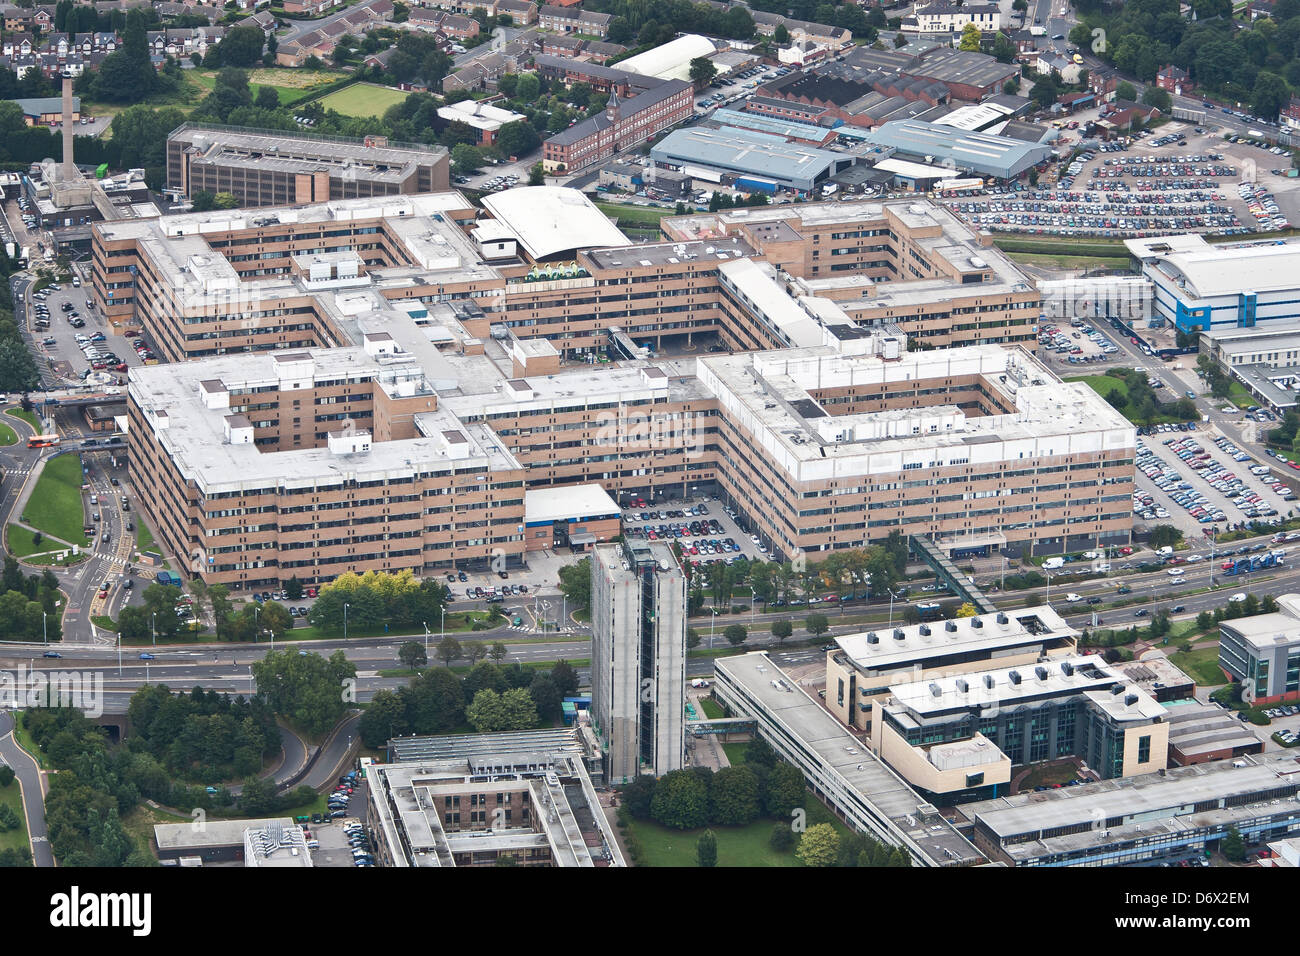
125, 330, 140, 338
1119, 546, 1133, 555
114, 363, 127, 372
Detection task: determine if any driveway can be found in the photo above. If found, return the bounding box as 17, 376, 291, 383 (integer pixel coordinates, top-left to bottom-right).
0, 711, 54, 867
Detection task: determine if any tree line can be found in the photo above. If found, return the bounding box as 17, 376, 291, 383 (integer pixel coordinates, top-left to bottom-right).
126, 684, 281, 782
359, 658, 580, 747
1070, 0, 1300, 120
0, 559, 63, 643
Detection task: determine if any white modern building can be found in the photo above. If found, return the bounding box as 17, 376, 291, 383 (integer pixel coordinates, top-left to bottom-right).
1219, 593, 1300, 704
590, 540, 687, 783
1127, 233, 1300, 334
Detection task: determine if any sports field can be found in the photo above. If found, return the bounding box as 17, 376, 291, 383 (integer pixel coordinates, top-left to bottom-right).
318, 83, 409, 117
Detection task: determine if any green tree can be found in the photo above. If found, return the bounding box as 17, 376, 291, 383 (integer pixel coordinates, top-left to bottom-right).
1140, 85, 1172, 113
465, 688, 507, 732
765, 761, 806, 819
709, 765, 760, 825
805, 613, 830, 638
696, 829, 718, 867
795, 823, 840, 867
515, 72, 540, 102
770, 822, 796, 851
650, 769, 709, 829
1221, 825, 1246, 862
284, 577, 304, 601
1148, 525, 1183, 549
489, 641, 508, 662
451, 143, 483, 173
217, 25, 266, 68
0, 765, 13, 788
359, 688, 409, 748
959, 23, 982, 52
689, 56, 717, 88
621, 774, 657, 818
723, 623, 748, 646
398, 640, 427, 670
436, 635, 463, 666
557, 557, 591, 611
771, 618, 793, 645
496, 120, 540, 157
528, 161, 545, 186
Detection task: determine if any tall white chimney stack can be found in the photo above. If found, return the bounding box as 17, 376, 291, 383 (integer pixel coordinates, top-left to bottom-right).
61, 71, 75, 181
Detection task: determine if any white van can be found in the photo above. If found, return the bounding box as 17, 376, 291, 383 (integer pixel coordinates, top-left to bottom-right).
1065, 593, 1082, 602
1042, 557, 1065, 570
1156, 546, 1174, 557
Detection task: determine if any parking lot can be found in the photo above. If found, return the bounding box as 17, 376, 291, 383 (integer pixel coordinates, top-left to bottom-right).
1038, 318, 1119, 367
1256, 706, 1300, 751
26, 266, 157, 386
696, 63, 796, 114
621, 494, 773, 573
1133, 430, 1293, 536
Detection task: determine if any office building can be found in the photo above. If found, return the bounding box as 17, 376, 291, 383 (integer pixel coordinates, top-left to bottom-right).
590, 540, 687, 783
957, 751, 1300, 866
365, 730, 624, 867
1219, 593, 1300, 704
99, 190, 1131, 589
153, 817, 299, 864
166, 125, 450, 207
542, 80, 695, 174
713, 652, 984, 866
1198, 321, 1300, 412
1163, 701, 1264, 766
870, 655, 1169, 804
1127, 233, 1300, 334
825, 605, 1079, 731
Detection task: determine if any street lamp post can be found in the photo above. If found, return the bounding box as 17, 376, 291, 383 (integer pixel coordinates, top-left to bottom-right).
343, 602, 350, 641
42, 611, 46, 645
887, 588, 901, 628
440, 606, 446, 650
151, 611, 156, 647
749, 585, 755, 627
709, 608, 717, 650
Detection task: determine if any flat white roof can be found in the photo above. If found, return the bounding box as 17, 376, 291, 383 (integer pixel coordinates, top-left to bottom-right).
835, 605, 1076, 671
875, 157, 953, 180
618, 33, 716, 80
437, 99, 528, 132
480, 187, 630, 260
1129, 233, 1300, 298
524, 483, 620, 525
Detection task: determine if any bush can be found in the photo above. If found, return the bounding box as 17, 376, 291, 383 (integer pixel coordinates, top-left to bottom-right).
0, 766, 13, 788
770, 822, 796, 851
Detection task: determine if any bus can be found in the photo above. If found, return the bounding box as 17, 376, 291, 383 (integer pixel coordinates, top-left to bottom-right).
27, 434, 59, 448
916, 602, 943, 622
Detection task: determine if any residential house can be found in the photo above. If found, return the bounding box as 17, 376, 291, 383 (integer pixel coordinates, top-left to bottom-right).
1155, 63, 1191, 96
538, 5, 612, 37
902, 1, 1001, 33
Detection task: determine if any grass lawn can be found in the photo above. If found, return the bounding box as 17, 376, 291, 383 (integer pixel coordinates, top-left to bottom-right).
0, 779, 29, 855
121, 804, 191, 863
11, 713, 46, 770
192, 67, 345, 107
135, 521, 156, 555
3, 407, 41, 432
5, 524, 72, 559
0, 421, 15, 446
698, 696, 724, 719
1005, 252, 1133, 272
318, 82, 409, 117
625, 800, 851, 866
1016, 761, 1081, 790
22, 454, 88, 547
1170, 646, 1229, 686
1066, 373, 1128, 401
594, 201, 674, 228
1226, 379, 1256, 409
721, 741, 750, 765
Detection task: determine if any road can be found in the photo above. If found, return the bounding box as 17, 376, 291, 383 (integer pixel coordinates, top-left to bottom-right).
0, 711, 53, 867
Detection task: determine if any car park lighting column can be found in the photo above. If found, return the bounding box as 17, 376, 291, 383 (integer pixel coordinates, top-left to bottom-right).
344, 603, 350, 642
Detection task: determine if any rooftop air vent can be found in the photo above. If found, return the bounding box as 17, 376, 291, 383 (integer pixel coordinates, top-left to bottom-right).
1124, 693, 1139, 707
866, 631, 878, 644
971, 617, 983, 629
956, 678, 969, 693
1008, 670, 1022, 685
894, 629, 906, 641
919, 625, 931, 636
997, 613, 1009, 625
1035, 666, 1048, 681
929, 682, 942, 698
983, 674, 995, 689
945, 620, 957, 632
1061, 661, 1074, 676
